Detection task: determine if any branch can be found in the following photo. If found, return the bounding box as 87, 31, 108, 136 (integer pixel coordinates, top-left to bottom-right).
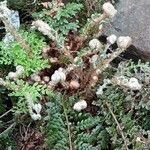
0, 10, 33, 58
105, 101, 129, 150
0, 109, 12, 119
62, 99, 73, 150
0, 123, 16, 137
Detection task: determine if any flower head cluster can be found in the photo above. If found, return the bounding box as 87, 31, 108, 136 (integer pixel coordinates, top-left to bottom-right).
114, 76, 142, 90
117, 36, 132, 49
51, 68, 66, 85
32, 20, 53, 37
73, 100, 87, 111
89, 39, 102, 50
107, 34, 117, 45
31, 73, 41, 82
7, 65, 24, 80
102, 2, 117, 18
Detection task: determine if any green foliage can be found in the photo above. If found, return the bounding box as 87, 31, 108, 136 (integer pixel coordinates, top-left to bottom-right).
0, 31, 49, 76
45, 94, 103, 150
0, 132, 16, 150
5, 79, 51, 115
33, 3, 83, 35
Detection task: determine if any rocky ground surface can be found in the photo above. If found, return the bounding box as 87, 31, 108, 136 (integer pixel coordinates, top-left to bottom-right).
104, 0, 150, 61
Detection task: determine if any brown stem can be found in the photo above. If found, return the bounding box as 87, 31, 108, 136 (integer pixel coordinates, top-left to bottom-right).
89, 48, 126, 87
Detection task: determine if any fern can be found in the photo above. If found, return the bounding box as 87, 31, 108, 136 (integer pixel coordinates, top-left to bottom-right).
0, 31, 49, 76
5, 79, 51, 115
33, 3, 83, 35
45, 93, 103, 150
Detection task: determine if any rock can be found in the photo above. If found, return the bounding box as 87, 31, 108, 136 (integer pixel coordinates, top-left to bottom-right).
104, 0, 150, 61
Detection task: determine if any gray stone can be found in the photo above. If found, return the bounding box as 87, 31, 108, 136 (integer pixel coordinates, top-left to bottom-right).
104, 0, 150, 61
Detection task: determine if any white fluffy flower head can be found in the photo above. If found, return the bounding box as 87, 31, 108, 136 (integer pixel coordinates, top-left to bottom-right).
73, 100, 87, 111
102, 2, 117, 18
89, 39, 102, 50
31, 113, 41, 121
7, 72, 17, 80
16, 65, 24, 76
107, 34, 117, 44
32, 103, 42, 114
117, 36, 132, 49
31, 74, 41, 82
32, 20, 51, 36
51, 68, 66, 85
128, 77, 142, 90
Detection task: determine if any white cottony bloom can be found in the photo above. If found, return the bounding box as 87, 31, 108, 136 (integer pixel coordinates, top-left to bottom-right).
51, 68, 66, 84
32, 20, 52, 36
16, 65, 24, 76
32, 103, 42, 114
107, 34, 117, 44
7, 72, 17, 80
73, 100, 87, 111
127, 77, 142, 90
31, 113, 41, 121
89, 39, 102, 50
117, 36, 132, 49
31, 74, 41, 82
102, 2, 117, 18
51, 71, 61, 84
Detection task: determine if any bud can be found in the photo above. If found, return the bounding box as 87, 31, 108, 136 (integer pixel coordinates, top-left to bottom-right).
43, 76, 50, 82
102, 2, 117, 18
73, 100, 87, 111
70, 80, 80, 89
117, 36, 132, 49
